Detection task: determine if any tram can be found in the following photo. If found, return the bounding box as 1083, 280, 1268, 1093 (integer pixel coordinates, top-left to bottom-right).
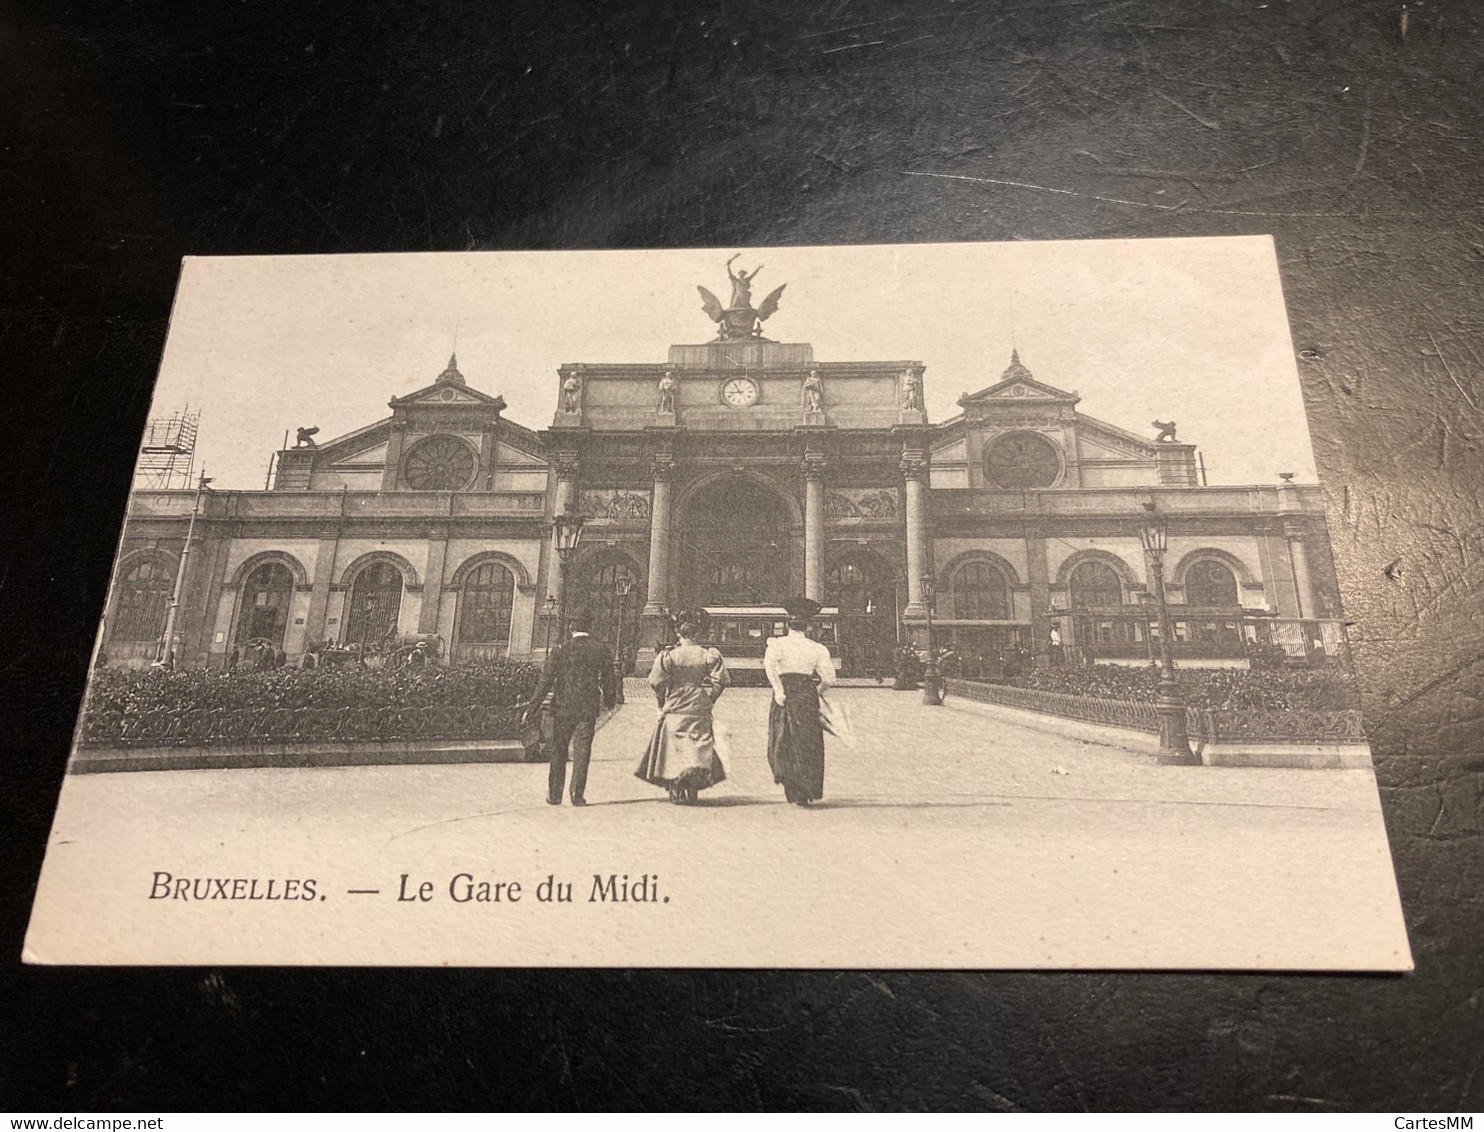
700, 606, 842, 684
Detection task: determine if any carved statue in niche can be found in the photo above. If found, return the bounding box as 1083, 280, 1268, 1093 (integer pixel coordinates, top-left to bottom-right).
802, 369, 824, 413
657, 371, 677, 414
562, 374, 581, 414
901, 369, 923, 411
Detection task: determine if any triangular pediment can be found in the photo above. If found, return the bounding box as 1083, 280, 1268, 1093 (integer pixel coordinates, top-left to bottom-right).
392, 383, 506, 408
957, 351, 1080, 408
959, 376, 1080, 406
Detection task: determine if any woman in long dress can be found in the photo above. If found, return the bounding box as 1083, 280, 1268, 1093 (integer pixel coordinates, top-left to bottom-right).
764, 597, 837, 807
635, 610, 729, 805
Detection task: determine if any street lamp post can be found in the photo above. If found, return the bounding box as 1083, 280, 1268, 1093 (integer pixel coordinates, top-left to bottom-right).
552, 508, 586, 640
921, 573, 942, 707
1138, 503, 1198, 764
611, 575, 632, 704
541, 594, 558, 656
157, 470, 213, 668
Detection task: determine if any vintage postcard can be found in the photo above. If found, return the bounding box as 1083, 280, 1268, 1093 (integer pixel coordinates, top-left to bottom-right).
24, 238, 1411, 968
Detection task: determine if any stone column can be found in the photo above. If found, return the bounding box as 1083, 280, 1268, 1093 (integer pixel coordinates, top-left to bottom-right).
301, 536, 341, 649
419, 527, 448, 635
550, 454, 580, 609
1026, 527, 1051, 666
901, 451, 929, 618
1286, 522, 1316, 619
802, 452, 827, 602
644, 454, 676, 616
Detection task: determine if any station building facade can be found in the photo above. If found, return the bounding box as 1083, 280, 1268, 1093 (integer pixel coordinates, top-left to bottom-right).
101, 320, 1346, 675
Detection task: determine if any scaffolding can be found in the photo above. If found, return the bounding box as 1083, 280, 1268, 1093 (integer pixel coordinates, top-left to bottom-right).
135, 407, 200, 490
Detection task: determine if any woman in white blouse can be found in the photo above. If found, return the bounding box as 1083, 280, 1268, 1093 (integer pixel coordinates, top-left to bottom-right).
762, 597, 836, 806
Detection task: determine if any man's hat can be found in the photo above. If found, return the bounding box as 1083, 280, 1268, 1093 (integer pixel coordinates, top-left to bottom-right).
782, 596, 822, 620
568, 609, 593, 633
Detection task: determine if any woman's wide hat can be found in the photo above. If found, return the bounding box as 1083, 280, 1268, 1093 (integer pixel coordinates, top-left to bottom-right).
782, 596, 822, 620
674, 607, 712, 633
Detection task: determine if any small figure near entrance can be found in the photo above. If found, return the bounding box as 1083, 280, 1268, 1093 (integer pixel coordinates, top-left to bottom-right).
657, 370, 677, 414
522, 610, 616, 806
764, 596, 838, 807
634, 608, 730, 805
802, 369, 824, 414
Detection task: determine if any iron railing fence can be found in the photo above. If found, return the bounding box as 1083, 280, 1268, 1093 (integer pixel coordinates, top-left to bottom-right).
944, 680, 1367, 745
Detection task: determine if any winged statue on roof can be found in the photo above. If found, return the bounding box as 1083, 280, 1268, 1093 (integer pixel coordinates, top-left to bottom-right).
697, 254, 787, 340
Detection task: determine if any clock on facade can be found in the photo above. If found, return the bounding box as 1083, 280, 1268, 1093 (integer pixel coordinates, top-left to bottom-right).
984, 431, 1061, 489
403, 434, 476, 490
720, 376, 760, 407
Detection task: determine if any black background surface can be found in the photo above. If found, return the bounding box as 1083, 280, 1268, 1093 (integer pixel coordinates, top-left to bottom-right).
2, 0, 1481, 1111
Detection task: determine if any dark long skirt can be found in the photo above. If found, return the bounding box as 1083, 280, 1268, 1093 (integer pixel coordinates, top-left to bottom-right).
767, 672, 825, 803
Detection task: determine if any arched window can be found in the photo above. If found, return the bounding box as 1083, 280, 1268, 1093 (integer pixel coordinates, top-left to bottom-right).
236, 562, 295, 647
1186, 559, 1239, 607
114, 558, 173, 642
344, 562, 404, 645
1069, 561, 1123, 610
459, 562, 516, 645
952, 561, 1010, 620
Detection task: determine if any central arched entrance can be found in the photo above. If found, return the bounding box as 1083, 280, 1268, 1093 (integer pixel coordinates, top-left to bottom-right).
677, 475, 793, 608
826, 547, 899, 676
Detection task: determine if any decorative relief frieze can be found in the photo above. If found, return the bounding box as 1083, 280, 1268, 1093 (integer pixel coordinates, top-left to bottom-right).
824, 489, 898, 519
577, 489, 652, 520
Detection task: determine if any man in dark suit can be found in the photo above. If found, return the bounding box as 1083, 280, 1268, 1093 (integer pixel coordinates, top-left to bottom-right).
523, 610, 617, 806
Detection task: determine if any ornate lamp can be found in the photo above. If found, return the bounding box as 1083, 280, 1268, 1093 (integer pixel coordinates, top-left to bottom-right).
1138, 503, 1197, 764
552, 509, 586, 637
553, 508, 586, 562
921, 573, 942, 707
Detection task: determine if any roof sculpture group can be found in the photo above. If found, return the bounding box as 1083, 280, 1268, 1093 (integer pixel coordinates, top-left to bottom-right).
697, 254, 787, 340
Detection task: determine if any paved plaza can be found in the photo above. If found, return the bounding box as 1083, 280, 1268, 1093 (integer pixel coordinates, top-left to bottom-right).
26, 688, 1412, 969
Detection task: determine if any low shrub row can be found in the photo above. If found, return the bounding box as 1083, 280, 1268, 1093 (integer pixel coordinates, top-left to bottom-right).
79, 661, 544, 747
983, 664, 1360, 712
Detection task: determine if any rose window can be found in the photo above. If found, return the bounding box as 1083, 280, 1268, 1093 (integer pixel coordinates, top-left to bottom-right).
984, 431, 1061, 489
403, 435, 476, 490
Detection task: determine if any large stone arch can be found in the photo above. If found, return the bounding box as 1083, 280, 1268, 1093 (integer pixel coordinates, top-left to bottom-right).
115, 546, 179, 578
448, 550, 533, 591
937, 548, 1025, 591
1171, 546, 1255, 587
675, 471, 799, 606
337, 550, 420, 589
1054, 548, 1141, 589
675, 468, 804, 529
230, 550, 309, 589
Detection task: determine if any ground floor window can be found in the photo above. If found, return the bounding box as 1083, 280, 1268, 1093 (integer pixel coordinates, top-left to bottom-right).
344, 562, 404, 645
459, 562, 515, 645
236, 561, 294, 648
114, 558, 173, 643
